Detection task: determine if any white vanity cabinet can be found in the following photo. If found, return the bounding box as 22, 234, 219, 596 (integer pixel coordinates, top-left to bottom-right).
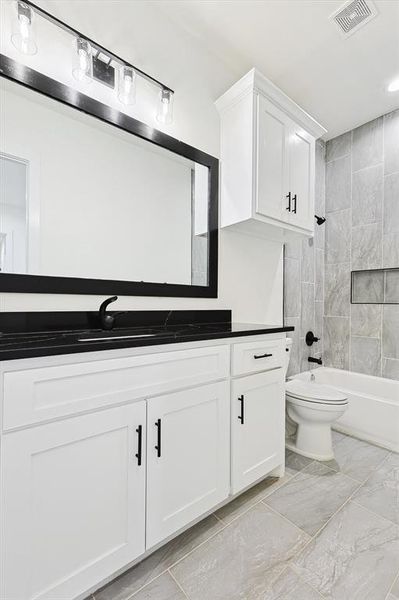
0, 334, 286, 600
216, 68, 326, 240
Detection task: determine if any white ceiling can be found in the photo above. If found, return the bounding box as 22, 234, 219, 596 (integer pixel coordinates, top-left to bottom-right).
157, 0, 399, 139
35, 0, 399, 141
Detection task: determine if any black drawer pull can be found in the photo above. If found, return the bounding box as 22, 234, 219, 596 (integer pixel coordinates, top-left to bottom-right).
155, 418, 162, 457
238, 394, 244, 424
292, 194, 297, 214
286, 192, 291, 212
135, 425, 143, 466
254, 353, 273, 359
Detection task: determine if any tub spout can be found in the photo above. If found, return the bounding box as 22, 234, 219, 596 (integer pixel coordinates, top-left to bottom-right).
308, 356, 322, 365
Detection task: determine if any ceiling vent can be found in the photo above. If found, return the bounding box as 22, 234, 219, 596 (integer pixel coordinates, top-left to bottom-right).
330, 0, 378, 37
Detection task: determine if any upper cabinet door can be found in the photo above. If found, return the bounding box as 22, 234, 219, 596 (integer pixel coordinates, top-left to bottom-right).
146, 381, 230, 548
288, 125, 315, 231
256, 94, 290, 221
1, 403, 146, 600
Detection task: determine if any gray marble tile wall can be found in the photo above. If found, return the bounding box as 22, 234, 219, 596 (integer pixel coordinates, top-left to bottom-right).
283, 141, 325, 377
324, 109, 399, 380
191, 234, 208, 285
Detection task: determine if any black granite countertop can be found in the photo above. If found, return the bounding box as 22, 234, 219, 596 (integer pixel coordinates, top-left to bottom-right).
0, 310, 293, 361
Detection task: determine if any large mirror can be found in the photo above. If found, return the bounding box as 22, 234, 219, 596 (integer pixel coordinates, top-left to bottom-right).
0, 56, 218, 297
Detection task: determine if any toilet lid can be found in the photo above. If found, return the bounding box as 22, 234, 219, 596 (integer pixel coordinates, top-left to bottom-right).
286, 380, 347, 404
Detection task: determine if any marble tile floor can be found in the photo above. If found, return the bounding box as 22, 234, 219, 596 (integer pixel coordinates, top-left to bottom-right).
91, 431, 399, 600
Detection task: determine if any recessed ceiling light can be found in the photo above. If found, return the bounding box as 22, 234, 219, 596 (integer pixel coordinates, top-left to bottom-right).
388, 78, 399, 92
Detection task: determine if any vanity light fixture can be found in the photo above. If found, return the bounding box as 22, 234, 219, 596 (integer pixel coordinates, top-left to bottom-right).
72, 38, 92, 83
11, 1, 37, 56
9, 0, 175, 122
387, 78, 399, 92
118, 66, 136, 105
156, 89, 174, 124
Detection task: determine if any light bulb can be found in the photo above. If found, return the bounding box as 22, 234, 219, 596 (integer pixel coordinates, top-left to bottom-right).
118, 66, 136, 105
72, 38, 92, 83
156, 89, 174, 125
388, 78, 399, 93
11, 1, 37, 56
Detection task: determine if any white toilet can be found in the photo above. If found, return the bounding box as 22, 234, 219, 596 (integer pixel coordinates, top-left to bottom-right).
284, 338, 348, 461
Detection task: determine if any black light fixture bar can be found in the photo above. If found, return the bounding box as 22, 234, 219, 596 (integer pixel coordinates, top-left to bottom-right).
21, 0, 174, 94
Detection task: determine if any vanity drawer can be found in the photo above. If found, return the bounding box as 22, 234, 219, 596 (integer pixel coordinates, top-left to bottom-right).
2, 345, 230, 430
232, 339, 284, 376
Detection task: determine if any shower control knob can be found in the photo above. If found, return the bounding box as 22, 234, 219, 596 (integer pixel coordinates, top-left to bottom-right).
306, 331, 319, 346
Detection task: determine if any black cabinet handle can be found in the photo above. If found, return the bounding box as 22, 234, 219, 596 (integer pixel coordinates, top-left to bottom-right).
292, 194, 297, 214
254, 353, 273, 359
286, 192, 291, 212
155, 418, 162, 457
238, 394, 244, 424
135, 425, 143, 466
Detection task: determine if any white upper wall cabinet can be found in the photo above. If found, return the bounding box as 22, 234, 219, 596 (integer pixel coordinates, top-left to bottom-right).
216, 68, 326, 240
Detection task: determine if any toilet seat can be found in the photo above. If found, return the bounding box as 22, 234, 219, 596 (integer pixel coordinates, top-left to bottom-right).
286, 395, 348, 411
286, 380, 348, 406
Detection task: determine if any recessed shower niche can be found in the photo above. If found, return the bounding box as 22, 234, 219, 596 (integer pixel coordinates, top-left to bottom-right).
351, 268, 399, 304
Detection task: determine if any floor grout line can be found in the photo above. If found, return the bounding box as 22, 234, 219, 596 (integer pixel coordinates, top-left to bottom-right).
312, 459, 381, 485
283, 474, 366, 564
130, 469, 313, 593
290, 441, 397, 570
385, 569, 399, 600
124, 576, 167, 600
289, 565, 328, 599
158, 520, 231, 574
261, 499, 312, 539
350, 498, 399, 528
112, 519, 229, 600
92, 437, 396, 600
168, 569, 190, 599
269, 564, 327, 600
212, 471, 297, 528
212, 511, 225, 523
104, 471, 309, 600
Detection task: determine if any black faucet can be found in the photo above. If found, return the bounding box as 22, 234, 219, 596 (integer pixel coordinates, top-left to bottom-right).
99, 296, 127, 330
308, 356, 323, 365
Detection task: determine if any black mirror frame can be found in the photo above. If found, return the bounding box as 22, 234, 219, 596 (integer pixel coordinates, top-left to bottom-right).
0, 53, 218, 298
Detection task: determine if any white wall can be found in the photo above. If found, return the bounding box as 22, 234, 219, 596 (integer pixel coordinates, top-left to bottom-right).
2, 81, 193, 284
0, 0, 283, 324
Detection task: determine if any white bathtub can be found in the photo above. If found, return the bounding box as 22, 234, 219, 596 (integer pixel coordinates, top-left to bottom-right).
293, 368, 399, 453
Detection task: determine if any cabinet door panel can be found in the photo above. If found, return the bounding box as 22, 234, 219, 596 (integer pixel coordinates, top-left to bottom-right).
256, 95, 289, 221
231, 369, 284, 495
146, 382, 230, 548
1, 403, 146, 600
288, 126, 314, 231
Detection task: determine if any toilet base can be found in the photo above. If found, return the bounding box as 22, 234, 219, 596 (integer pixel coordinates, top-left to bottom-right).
286, 398, 348, 462
285, 437, 335, 461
